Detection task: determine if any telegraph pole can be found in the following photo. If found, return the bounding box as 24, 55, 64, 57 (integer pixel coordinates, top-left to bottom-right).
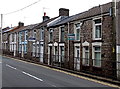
0, 14, 3, 55
0, 14, 3, 89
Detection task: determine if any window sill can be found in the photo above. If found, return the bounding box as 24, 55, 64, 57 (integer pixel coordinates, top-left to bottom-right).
92, 40, 103, 42
93, 65, 101, 68
82, 64, 89, 66
74, 41, 81, 43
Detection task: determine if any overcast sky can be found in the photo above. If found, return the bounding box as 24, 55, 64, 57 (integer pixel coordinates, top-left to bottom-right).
0, 0, 111, 28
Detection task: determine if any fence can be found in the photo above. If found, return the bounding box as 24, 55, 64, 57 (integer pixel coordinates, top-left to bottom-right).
2, 49, 120, 81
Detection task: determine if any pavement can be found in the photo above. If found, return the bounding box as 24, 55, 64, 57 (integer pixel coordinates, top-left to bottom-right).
1, 56, 120, 89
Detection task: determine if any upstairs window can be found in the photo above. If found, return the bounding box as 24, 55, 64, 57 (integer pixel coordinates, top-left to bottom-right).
14, 33, 17, 42
93, 18, 102, 40
75, 23, 80, 41
25, 31, 28, 41
40, 28, 44, 41
33, 30, 36, 38
19, 32, 22, 43
49, 29, 53, 42
60, 26, 65, 42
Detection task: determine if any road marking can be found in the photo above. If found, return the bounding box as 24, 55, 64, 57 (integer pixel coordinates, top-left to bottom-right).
3, 56, 120, 88
6, 64, 17, 70
22, 71, 43, 82
52, 85, 57, 87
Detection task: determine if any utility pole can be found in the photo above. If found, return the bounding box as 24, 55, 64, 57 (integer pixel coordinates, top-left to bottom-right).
0, 14, 3, 55
0, 14, 3, 89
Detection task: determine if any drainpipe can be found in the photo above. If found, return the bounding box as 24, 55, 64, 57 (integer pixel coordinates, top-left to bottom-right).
67, 22, 70, 68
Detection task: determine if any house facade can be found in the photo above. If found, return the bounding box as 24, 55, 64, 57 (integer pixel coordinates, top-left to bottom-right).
45, 2, 118, 78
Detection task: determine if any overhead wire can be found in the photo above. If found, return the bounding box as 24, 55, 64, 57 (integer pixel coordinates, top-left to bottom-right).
4, 0, 41, 15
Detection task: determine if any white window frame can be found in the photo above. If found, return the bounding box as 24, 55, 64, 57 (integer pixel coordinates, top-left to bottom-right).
32, 44, 36, 57
19, 44, 22, 53
24, 44, 27, 53
19, 32, 22, 43
49, 28, 53, 42
59, 26, 65, 42
93, 17, 102, 40
54, 46, 58, 62
74, 23, 80, 41
92, 42, 102, 67
36, 44, 39, 57
40, 28, 44, 41
59, 45, 65, 63
25, 31, 28, 41
14, 33, 17, 43
33, 30, 36, 38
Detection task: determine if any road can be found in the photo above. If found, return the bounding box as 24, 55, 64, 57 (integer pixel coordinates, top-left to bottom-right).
1, 56, 119, 89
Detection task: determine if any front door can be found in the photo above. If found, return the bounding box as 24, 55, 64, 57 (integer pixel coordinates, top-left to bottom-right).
22, 44, 24, 57
74, 46, 80, 71
14, 44, 16, 57
48, 46, 52, 65
40, 45, 43, 63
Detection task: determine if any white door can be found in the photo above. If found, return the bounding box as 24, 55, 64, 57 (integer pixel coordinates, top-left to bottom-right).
40, 45, 43, 63
22, 44, 24, 57
74, 47, 80, 71
14, 44, 16, 56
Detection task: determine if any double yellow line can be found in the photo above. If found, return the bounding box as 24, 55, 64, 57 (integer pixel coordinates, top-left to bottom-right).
3, 56, 120, 88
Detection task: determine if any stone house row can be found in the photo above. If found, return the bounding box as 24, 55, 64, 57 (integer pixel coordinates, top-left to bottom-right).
2, 1, 120, 80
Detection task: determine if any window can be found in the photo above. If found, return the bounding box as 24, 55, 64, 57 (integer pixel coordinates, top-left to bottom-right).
36, 45, 39, 57
49, 29, 53, 42
40, 28, 44, 41
54, 46, 58, 62
33, 30, 36, 38
19, 32, 22, 43
60, 27, 65, 42
60, 46, 64, 62
25, 31, 28, 41
19, 45, 22, 53
75, 23, 80, 41
14, 33, 16, 42
32, 45, 35, 57
93, 46, 101, 67
24, 44, 27, 53
83, 46, 89, 65
93, 18, 102, 40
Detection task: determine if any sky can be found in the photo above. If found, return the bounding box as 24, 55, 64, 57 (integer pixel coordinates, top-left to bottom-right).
0, 0, 112, 28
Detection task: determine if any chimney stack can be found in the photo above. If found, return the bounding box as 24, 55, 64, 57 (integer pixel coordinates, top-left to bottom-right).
18, 22, 24, 27
59, 8, 69, 16
43, 12, 50, 22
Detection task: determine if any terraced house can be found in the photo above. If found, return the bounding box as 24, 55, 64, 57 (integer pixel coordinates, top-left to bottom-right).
45, 2, 120, 79
2, 1, 120, 80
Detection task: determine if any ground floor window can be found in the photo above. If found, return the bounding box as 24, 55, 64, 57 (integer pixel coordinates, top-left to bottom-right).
24, 44, 27, 53
36, 44, 39, 57
93, 46, 101, 67
54, 46, 58, 62
59, 46, 64, 63
19, 44, 22, 53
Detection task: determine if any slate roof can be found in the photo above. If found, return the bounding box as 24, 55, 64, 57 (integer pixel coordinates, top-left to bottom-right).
47, 2, 112, 28
36, 16, 58, 29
